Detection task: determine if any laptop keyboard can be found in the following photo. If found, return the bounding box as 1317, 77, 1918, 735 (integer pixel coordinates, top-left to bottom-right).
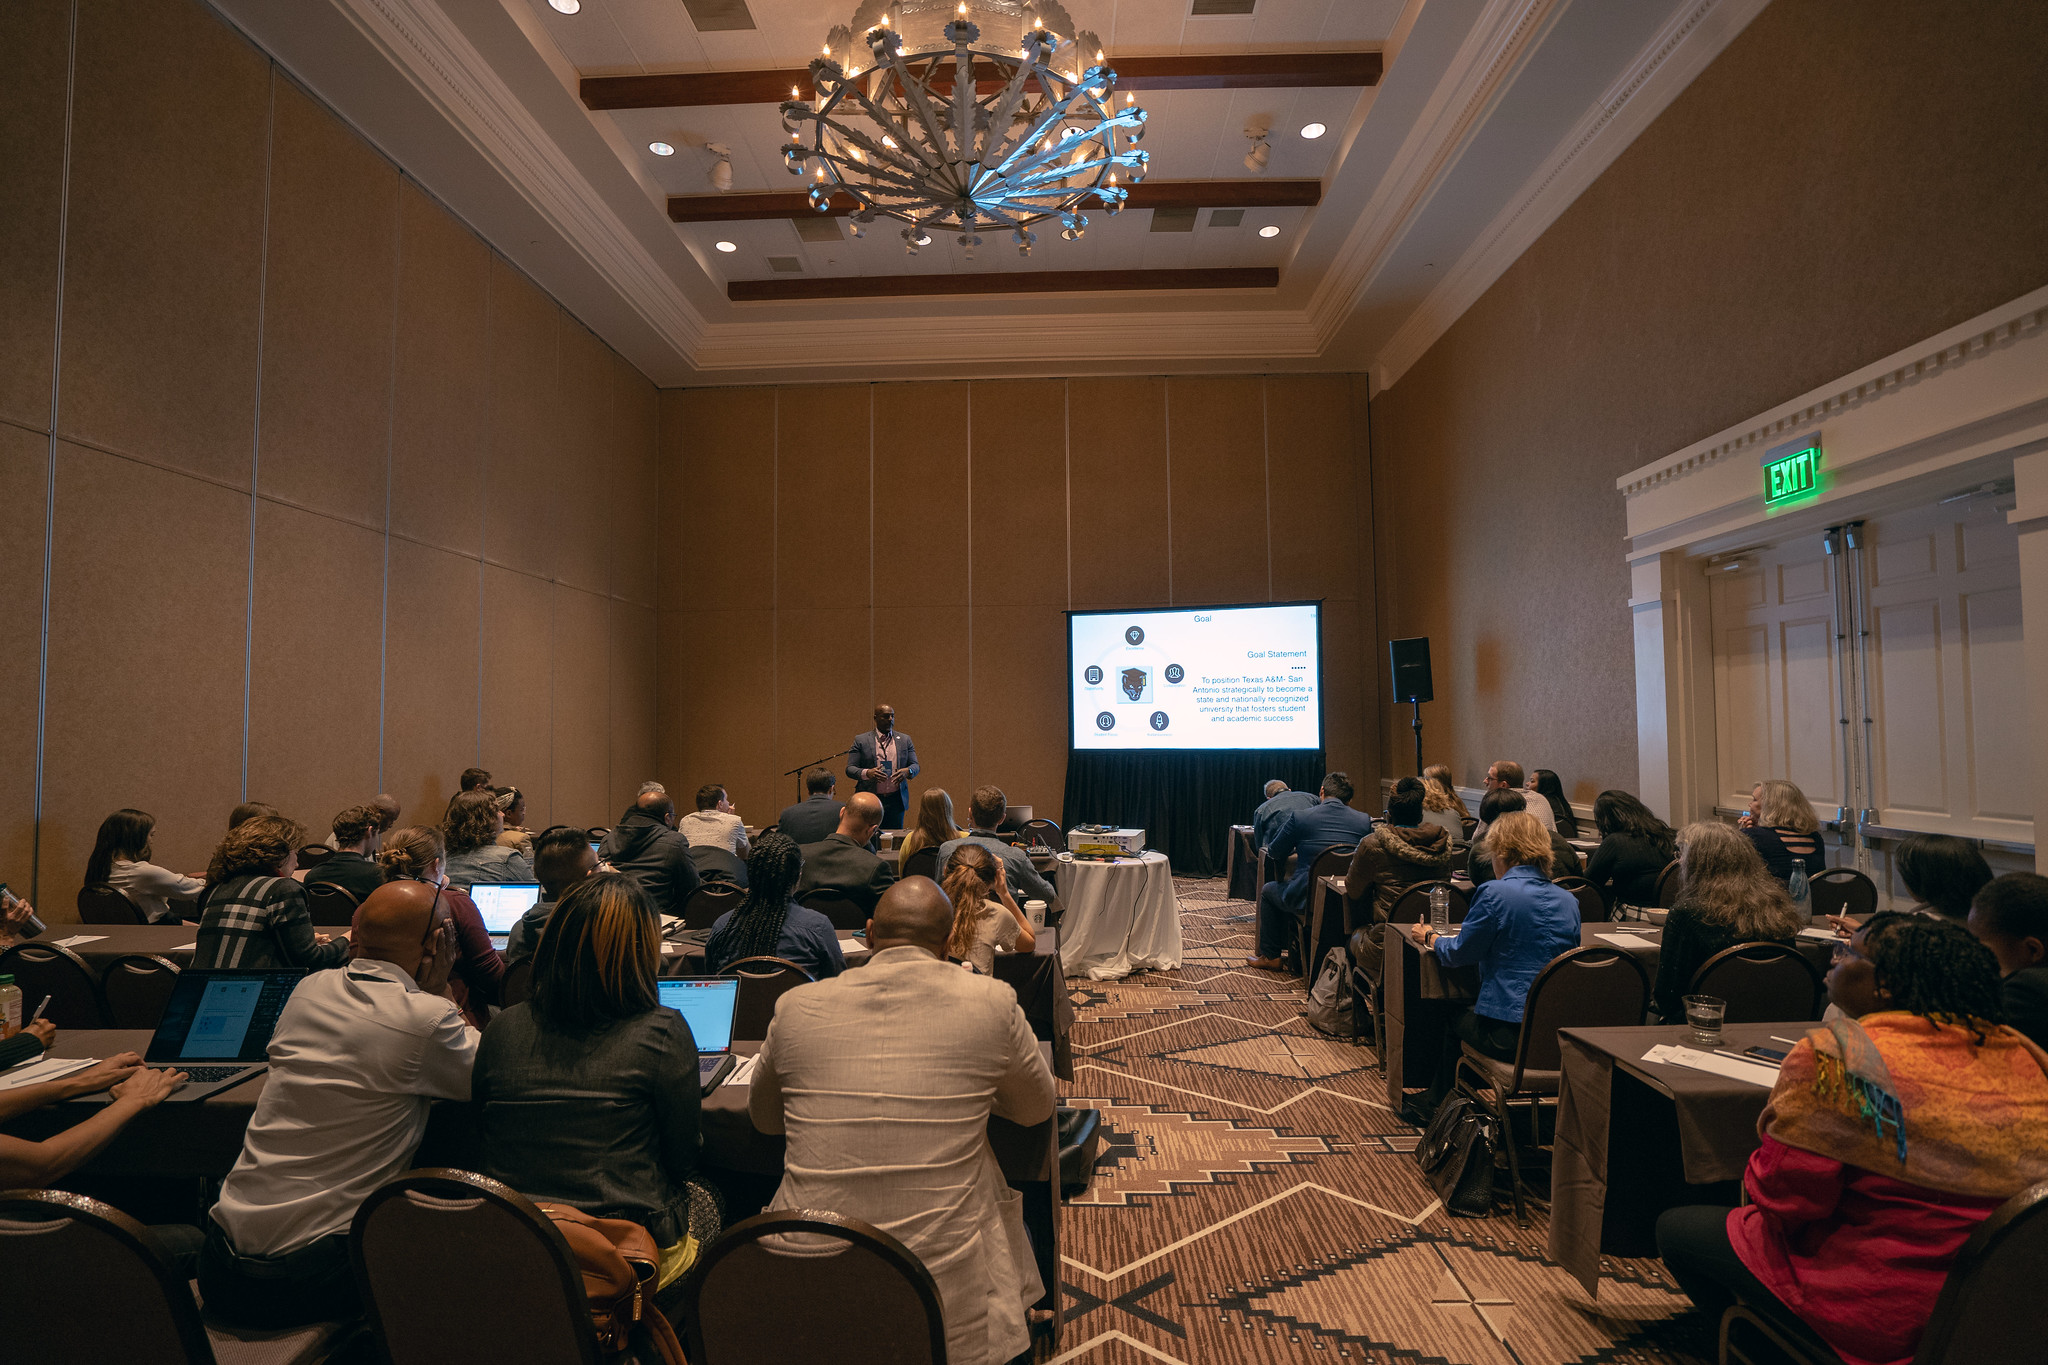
175, 1065, 251, 1083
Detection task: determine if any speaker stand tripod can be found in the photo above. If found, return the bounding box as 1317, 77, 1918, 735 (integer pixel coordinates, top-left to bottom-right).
1409, 697, 1424, 776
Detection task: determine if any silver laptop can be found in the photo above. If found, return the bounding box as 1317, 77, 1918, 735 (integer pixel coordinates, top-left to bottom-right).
656, 977, 741, 1094
136, 969, 303, 1101
469, 882, 542, 951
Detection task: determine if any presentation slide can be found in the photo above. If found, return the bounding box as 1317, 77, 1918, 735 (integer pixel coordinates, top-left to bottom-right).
1069, 603, 1322, 751
184, 978, 264, 1059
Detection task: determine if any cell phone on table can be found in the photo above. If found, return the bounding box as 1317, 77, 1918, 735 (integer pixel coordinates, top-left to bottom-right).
1742, 1045, 1788, 1064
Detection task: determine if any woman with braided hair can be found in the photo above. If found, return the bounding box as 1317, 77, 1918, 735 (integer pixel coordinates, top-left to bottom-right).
704, 830, 845, 979
1657, 912, 2048, 1365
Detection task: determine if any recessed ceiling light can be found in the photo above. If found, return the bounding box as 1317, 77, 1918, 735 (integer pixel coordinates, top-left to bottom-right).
649, 141, 675, 156
547, 0, 579, 12
714, 241, 737, 253
1300, 122, 1326, 139
1258, 225, 1280, 238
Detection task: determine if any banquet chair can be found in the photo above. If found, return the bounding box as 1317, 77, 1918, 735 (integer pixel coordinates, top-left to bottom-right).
1689, 942, 1825, 1023
680, 1209, 946, 1365
1022, 818, 1063, 852
1356, 880, 1469, 1061
0, 942, 105, 1028
1652, 860, 1684, 909
727, 956, 817, 1041
101, 954, 181, 1029
1808, 866, 1878, 920
902, 846, 940, 882
352, 1169, 605, 1365
295, 845, 332, 869
0, 1189, 352, 1364
76, 883, 146, 925
681, 883, 743, 932
304, 883, 360, 928
1294, 845, 1358, 975
798, 889, 868, 932
1551, 876, 1609, 923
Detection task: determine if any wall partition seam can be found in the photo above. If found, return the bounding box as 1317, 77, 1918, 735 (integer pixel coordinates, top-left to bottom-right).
376, 169, 404, 794
242, 65, 279, 802
1262, 374, 1272, 601
965, 382, 973, 780
1163, 379, 1173, 606
476, 262, 491, 762
1846, 523, 1879, 863
868, 383, 875, 705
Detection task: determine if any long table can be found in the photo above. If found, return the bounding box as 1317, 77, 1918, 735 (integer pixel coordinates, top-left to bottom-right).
39, 925, 200, 974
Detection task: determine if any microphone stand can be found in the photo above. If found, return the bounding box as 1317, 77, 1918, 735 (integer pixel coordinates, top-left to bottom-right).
784, 747, 857, 802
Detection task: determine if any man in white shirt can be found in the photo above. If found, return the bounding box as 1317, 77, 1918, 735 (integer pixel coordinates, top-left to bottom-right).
678, 783, 749, 856
1471, 760, 1554, 839
198, 881, 476, 1329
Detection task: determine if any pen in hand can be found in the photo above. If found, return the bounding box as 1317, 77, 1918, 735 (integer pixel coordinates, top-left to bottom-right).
27, 994, 51, 1026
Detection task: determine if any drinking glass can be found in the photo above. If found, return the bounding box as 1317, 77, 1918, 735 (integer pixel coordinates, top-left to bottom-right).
1683, 994, 1727, 1048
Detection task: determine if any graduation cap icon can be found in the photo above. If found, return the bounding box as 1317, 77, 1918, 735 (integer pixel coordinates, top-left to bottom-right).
1121, 668, 1147, 702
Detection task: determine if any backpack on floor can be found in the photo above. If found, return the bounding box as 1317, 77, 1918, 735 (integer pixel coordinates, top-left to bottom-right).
1305, 946, 1356, 1036
1415, 1094, 1500, 1217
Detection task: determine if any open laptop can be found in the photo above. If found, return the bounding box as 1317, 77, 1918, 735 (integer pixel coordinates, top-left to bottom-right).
656, 976, 741, 1094
469, 882, 542, 951
136, 968, 304, 1101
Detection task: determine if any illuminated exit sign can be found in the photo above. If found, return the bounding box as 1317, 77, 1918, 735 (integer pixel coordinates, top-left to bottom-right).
1762, 436, 1820, 505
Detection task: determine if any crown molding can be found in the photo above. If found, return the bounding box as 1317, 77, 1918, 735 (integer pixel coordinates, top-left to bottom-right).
1370, 0, 1769, 392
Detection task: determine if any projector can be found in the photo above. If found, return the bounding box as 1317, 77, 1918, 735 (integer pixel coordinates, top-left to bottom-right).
1067, 826, 1146, 854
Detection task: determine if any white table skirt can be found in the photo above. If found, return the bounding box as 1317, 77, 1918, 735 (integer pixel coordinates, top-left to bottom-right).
1055, 851, 1181, 981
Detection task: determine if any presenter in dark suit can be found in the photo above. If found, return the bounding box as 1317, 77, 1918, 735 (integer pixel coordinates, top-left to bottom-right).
1249, 773, 1374, 973
848, 703, 919, 831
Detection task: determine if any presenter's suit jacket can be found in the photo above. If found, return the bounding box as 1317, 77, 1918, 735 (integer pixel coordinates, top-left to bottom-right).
1266, 799, 1374, 913
847, 730, 919, 795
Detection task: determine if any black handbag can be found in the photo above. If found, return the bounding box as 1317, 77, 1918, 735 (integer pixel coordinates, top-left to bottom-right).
1415, 1094, 1499, 1217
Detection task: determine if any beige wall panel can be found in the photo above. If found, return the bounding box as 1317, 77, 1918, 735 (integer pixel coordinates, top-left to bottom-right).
553, 324, 613, 594
775, 386, 871, 611
969, 380, 1067, 607
1069, 377, 1169, 609
659, 388, 776, 604
1318, 597, 1369, 789
609, 600, 657, 814
776, 609, 871, 782
1167, 376, 1267, 607
659, 609, 777, 826
0, 0, 68, 432
550, 585, 611, 828
58, 0, 268, 484
0, 428, 49, 895
874, 605, 970, 823
382, 538, 479, 826
255, 81, 398, 528
1266, 375, 1359, 604
481, 565, 554, 822
483, 261, 557, 578
247, 500, 384, 831
970, 605, 1068, 822
391, 184, 488, 556
611, 359, 659, 605
43, 444, 248, 897
874, 382, 968, 606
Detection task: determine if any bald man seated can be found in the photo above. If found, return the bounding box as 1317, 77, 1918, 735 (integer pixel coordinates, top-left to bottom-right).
751, 877, 1056, 1365
598, 787, 703, 918
199, 881, 478, 1330
793, 791, 898, 917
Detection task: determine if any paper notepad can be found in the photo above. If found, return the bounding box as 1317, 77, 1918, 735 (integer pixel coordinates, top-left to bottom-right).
0, 1056, 97, 1091
1797, 927, 1843, 941
726, 1055, 760, 1088
48, 934, 107, 949
1597, 933, 1659, 950
173, 942, 197, 951
1641, 1044, 1781, 1088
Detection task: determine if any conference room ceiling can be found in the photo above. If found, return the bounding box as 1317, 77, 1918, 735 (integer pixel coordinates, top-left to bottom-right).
211, 0, 1771, 386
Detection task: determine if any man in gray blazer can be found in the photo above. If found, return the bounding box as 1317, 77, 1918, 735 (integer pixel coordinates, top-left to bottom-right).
847, 703, 920, 830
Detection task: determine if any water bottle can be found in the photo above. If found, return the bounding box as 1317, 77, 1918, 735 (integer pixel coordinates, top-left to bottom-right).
1789, 858, 1811, 917
1429, 884, 1450, 932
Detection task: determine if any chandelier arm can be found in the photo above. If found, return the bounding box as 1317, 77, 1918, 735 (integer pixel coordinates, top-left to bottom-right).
873, 49, 954, 175
812, 68, 945, 176
988, 91, 1142, 181
950, 42, 977, 165
811, 147, 929, 198
812, 114, 932, 183
975, 56, 1042, 170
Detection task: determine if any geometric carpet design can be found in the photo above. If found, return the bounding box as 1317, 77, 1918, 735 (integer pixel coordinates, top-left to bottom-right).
1043, 877, 1715, 1365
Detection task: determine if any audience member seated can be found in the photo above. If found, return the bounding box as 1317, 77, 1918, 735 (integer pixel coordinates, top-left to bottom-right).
494, 786, 534, 860
201, 881, 477, 1329
794, 793, 897, 916
898, 788, 965, 873
228, 801, 280, 830
941, 842, 1036, 973
1252, 779, 1316, 852
1896, 832, 1994, 921
598, 788, 704, 918
0, 1025, 186, 1188
192, 817, 348, 971
1420, 765, 1470, 846
1584, 790, 1677, 910
1403, 811, 1579, 1126
750, 876, 1057, 1365
1528, 768, 1579, 839
459, 766, 494, 793
1652, 822, 1803, 1023
506, 827, 600, 967
1473, 761, 1553, 837
679, 783, 749, 857
1657, 914, 2048, 1365
1346, 776, 1458, 948
326, 793, 401, 850
377, 826, 504, 1028
1738, 779, 1824, 884
1969, 872, 2048, 1049
1248, 772, 1375, 974
476, 873, 712, 1289
441, 790, 534, 889
776, 770, 846, 845
937, 786, 1059, 909
302, 804, 387, 904
1465, 790, 1581, 884
705, 830, 844, 979
86, 807, 203, 924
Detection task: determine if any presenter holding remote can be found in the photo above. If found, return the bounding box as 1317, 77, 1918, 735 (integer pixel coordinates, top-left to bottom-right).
849, 704, 920, 832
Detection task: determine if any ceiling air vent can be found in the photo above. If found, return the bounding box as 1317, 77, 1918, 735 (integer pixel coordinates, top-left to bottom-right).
790, 216, 843, 243
766, 256, 805, 273
679, 0, 756, 31
1149, 206, 1197, 233
1208, 209, 1245, 228
1191, 0, 1255, 15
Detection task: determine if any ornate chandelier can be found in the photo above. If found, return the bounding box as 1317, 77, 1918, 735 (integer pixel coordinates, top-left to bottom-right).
781, 0, 1150, 257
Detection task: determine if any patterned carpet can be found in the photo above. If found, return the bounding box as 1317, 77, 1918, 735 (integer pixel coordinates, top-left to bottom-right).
1042, 877, 1716, 1365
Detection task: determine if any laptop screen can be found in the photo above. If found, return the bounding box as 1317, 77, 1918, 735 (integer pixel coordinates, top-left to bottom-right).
469, 883, 542, 934
657, 977, 740, 1055
148, 969, 303, 1063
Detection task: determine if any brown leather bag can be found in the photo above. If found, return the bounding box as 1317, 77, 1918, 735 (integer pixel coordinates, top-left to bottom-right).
536, 1203, 689, 1365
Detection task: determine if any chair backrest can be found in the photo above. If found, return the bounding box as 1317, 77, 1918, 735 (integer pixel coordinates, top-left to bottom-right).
1809, 866, 1878, 919
75, 883, 145, 925
1384, 879, 1469, 926
901, 845, 939, 882
682, 884, 744, 932
304, 882, 361, 928
798, 889, 868, 932
727, 955, 816, 1041
1512, 946, 1651, 1085
351, 1169, 602, 1365
1309, 844, 1356, 884
0, 1189, 216, 1364
1551, 876, 1609, 924
586, 827, 610, 840
1914, 1179, 2048, 1365
0, 943, 105, 1028
681, 1209, 946, 1365
1022, 818, 1062, 851
1689, 941, 1824, 1023
688, 844, 749, 888
296, 844, 333, 868
1652, 859, 1684, 909
100, 954, 182, 1030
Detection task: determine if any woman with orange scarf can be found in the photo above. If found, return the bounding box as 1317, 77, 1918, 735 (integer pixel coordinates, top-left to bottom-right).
1657, 913, 2048, 1365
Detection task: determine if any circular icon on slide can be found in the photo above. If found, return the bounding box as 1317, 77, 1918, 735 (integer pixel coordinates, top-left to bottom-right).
1164, 663, 1184, 684
1150, 711, 1170, 731
1096, 711, 1116, 731
1084, 665, 1103, 685
1124, 625, 1145, 646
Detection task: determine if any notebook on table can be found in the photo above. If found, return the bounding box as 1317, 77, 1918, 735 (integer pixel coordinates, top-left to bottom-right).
656, 976, 741, 1094
469, 883, 543, 951
119, 968, 305, 1101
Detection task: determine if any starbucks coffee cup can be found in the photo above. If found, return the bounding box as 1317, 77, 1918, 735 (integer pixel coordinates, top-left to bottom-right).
1025, 899, 1046, 931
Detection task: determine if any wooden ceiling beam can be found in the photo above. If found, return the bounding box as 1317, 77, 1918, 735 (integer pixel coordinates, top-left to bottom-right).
729, 267, 1278, 302
669, 179, 1321, 222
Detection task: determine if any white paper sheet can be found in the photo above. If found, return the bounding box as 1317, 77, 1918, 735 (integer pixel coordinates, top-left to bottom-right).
1797, 927, 1844, 941
726, 1055, 760, 1087
0, 1056, 97, 1091
172, 942, 197, 951
48, 934, 107, 948
1597, 932, 1659, 950
1640, 1044, 1781, 1088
